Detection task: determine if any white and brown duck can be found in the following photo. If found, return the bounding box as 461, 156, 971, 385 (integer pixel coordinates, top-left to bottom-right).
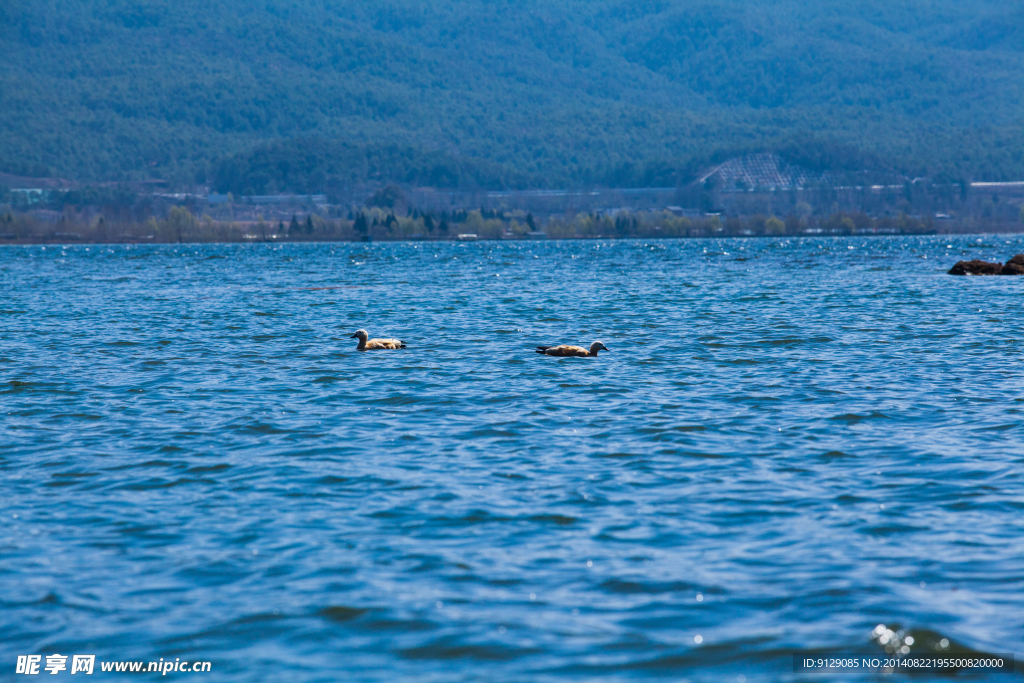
536, 341, 609, 357
350, 329, 406, 351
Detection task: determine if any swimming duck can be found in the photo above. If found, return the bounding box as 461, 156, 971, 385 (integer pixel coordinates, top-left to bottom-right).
536, 341, 610, 357
350, 329, 406, 350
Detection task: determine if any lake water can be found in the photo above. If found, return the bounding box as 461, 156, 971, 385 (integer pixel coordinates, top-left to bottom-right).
2, 236, 1022, 681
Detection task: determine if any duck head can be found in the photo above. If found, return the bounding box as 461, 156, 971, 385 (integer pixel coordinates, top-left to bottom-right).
590, 341, 610, 355
350, 329, 369, 349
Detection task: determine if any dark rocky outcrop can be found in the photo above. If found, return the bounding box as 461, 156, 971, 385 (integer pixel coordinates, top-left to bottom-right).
949, 254, 1024, 276
948, 259, 1005, 276
1002, 254, 1024, 275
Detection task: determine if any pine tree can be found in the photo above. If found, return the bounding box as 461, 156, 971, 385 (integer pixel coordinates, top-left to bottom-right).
290, 215, 300, 233
305, 215, 314, 234
354, 212, 368, 235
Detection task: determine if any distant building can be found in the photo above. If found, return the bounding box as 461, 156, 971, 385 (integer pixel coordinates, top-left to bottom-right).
698, 153, 823, 192
666, 206, 702, 217
10, 188, 50, 206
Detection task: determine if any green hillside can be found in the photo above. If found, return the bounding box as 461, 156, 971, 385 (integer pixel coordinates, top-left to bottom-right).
1, 0, 1023, 190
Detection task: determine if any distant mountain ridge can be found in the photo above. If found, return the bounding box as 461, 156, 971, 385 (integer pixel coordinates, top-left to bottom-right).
1, 0, 1022, 189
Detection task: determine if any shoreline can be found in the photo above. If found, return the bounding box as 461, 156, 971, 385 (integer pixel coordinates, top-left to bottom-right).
6, 197, 1023, 245
3, 227, 1024, 247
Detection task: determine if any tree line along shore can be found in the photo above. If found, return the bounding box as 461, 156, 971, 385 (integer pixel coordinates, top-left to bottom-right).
2, 205, 1023, 245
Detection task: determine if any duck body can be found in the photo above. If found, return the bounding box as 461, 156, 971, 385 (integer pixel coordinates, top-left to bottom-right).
536, 341, 609, 357
363, 338, 405, 350
350, 329, 406, 351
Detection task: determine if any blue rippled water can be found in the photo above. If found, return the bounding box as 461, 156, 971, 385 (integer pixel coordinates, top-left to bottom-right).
2, 236, 1023, 681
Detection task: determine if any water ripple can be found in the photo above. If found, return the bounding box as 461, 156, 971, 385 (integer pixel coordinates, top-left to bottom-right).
1, 236, 1023, 681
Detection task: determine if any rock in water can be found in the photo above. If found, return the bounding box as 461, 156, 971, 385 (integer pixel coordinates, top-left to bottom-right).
948, 259, 1004, 275
1001, 254, 1024, 275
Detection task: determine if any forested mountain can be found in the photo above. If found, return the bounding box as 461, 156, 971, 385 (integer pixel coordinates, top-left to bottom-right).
1, 0, 1022, 191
